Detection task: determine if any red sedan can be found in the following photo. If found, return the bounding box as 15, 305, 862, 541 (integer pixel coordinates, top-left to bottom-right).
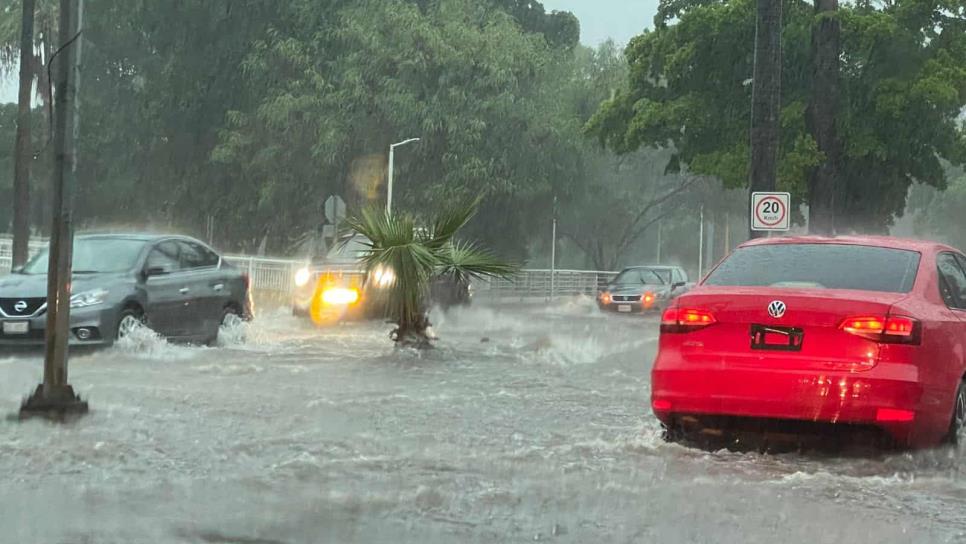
651, 236, 966, 449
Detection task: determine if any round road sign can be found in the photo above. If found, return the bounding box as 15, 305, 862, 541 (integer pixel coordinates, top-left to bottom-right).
751, 192, 790, 231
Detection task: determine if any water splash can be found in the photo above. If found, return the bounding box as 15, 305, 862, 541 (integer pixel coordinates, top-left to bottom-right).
111, 323, 198, 361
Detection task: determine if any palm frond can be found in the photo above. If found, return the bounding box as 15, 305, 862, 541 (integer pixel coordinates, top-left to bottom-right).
437, 240, 518, 284
347, 198, 513, 337
423, 195, 483, 250
346, 207, 434, 326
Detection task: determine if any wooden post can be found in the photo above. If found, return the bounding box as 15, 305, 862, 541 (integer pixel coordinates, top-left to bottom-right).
21, 0, 88, 418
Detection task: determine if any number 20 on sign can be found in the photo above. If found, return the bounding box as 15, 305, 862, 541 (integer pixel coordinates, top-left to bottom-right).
751, 192, 791, 232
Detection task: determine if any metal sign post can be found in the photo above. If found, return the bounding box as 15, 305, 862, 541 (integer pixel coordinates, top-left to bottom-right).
21, 0, 88, 419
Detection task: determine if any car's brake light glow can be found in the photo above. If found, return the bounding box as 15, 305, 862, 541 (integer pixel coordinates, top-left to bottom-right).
839, 315, 919, 344
876, 408, 915, 422
652, 399, 672, 411
661, 307, 716, 333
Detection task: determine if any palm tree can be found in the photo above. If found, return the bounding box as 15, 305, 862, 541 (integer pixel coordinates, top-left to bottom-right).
347, 200, 516, 348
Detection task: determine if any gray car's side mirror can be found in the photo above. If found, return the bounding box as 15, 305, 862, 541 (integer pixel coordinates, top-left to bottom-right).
144, 266, 168, 277
672, 281, 686, 289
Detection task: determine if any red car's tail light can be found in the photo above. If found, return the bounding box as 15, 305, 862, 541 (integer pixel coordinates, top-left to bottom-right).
661, 307, 716, 333
839, 315, 920, 344
876, 408, 915, 422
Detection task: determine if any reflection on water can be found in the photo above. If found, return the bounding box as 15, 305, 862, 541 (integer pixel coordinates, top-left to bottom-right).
1, 300, 965, 542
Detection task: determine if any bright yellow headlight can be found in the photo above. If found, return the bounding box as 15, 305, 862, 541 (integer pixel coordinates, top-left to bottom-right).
294, 267, 311, 287
322, 287, 360, 305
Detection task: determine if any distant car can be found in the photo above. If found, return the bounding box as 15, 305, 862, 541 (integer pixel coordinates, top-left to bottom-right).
292, 234, 474, 323
652, 236, 966, 449
430, 274, 472, 310
598, 265, 690, 314
291, 234, 390, 324
0, 234, 252, 347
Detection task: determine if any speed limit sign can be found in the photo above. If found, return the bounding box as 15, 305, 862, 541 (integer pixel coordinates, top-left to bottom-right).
751, 192, 790, 232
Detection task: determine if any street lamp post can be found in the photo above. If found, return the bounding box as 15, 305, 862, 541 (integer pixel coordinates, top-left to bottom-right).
387, 138, 420, 215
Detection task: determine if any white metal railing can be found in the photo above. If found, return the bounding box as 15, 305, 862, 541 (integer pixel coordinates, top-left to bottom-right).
222, 255, 306, 295
0, 236, 47, 274
1, 237, 615, 299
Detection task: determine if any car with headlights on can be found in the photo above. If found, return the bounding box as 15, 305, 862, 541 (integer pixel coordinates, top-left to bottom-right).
598, 265, 690, 314
651, 236, 966, 449
0, 234, 252, 347
291, 234, 394, 325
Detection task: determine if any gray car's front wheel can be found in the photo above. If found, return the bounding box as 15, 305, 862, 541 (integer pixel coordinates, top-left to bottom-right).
115, 308, 146, 343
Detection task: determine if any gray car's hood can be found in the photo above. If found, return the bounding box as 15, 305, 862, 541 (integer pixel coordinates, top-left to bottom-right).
0, 272, 128, 298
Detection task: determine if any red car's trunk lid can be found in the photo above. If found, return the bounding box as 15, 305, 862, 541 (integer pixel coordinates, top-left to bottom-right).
667, 286, 911, 371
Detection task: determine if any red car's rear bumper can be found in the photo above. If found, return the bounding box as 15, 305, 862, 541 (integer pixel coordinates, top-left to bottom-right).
651, 358, 940, 446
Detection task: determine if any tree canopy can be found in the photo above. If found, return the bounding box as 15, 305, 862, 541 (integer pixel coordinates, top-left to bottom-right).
588, 0, 966, 232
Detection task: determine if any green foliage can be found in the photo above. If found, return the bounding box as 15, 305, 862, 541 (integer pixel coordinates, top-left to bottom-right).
347, 199, 514, 343
589, 0, 966, 232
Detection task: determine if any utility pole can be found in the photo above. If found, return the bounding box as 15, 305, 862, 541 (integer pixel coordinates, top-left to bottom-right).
656, 220, 662, 264
21, 0, 88, 419
550, 195, 557, 301
12, 0, 35, 270
749, 0, 782, 239
698, 205, 705, 279
705, 209, 715, 271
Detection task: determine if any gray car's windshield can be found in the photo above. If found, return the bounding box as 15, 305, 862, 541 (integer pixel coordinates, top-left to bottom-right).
613, 268, 669, 286
22, 239, 146, 274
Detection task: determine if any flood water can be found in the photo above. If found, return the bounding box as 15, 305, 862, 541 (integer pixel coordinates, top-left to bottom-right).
3, 299, 966, 543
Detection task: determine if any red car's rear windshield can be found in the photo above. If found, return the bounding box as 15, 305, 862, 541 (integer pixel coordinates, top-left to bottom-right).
704, 243, 921, 293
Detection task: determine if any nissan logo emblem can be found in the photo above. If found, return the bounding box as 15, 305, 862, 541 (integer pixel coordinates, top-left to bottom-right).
14, 300, 28, 313
767, 300, 786, 319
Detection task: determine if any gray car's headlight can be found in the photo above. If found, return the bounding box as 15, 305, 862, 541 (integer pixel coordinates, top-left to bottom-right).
294, 267, 311, 287
70, 288, 109, 309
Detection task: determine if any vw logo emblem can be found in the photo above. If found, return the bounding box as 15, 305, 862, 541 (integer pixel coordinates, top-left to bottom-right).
767, 300, 786, 319
14, 300, 28, 313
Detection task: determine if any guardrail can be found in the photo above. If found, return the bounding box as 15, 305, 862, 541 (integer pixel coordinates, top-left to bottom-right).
1, 238, 616, 300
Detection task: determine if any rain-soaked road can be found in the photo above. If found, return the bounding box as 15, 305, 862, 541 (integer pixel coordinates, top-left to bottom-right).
3, 299, 966, 543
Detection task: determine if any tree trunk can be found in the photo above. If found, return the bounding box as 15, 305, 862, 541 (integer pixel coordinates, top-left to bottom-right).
806, 0, 840, 235
749, 0, 782, 239
12, 0, 36, 269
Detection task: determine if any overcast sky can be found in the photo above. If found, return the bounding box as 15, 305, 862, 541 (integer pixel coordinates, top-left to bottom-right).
0, 2, 658, 104
543, 0, 658, 46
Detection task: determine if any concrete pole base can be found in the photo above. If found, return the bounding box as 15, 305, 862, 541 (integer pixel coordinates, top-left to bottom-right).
18, 384, 89, 421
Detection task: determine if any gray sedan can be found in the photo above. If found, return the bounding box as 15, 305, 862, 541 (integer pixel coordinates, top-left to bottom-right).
597, 265, 691, 314
0, 234, 252, 347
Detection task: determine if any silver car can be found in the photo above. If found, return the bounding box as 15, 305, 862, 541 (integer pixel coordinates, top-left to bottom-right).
0, 234, 252, 347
